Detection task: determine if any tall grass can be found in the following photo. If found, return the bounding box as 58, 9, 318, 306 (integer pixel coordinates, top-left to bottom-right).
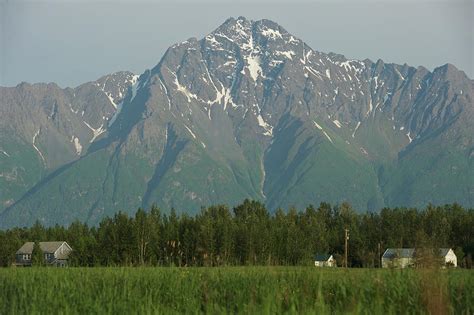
0, 267, 472, 314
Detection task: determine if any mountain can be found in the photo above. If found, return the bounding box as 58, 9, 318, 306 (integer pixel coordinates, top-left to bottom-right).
0, 72, 137, 210
0, 17, 472, 228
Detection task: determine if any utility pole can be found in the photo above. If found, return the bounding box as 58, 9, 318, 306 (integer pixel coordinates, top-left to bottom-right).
378, 242, 381, 268
344, 228, 349, 268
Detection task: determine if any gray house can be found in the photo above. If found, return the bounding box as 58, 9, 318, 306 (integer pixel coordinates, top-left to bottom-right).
382, 248, 457, 268
15, 241, 73, 267
382, 248, 415, 268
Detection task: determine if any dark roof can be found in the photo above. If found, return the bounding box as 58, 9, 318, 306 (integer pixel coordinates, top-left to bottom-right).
438, 248, 452, 256
383, 248, 415, 259
314, 254, 332, 261
16, 242, 67, 254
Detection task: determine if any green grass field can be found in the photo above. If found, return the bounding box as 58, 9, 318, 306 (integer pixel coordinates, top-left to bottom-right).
0, 267, 472, 314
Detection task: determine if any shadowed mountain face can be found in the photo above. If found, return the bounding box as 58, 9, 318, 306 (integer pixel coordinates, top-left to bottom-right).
1, 17, 472, 227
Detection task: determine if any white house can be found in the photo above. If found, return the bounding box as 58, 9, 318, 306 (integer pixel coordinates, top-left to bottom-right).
439, 248, 457, 267
314, 254, 336, 267
382, 248, 457, 268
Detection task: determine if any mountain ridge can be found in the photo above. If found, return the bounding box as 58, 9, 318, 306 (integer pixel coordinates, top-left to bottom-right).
0, 17, 472, 227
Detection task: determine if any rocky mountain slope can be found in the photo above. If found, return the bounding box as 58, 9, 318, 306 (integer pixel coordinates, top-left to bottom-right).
0, 72, 137, 209
0, 17, 472, 227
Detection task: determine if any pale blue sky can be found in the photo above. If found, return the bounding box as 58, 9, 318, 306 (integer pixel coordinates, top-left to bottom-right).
1, 0, 472, 87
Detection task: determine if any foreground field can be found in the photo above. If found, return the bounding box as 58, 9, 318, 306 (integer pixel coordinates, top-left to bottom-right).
0, 267, 472, 314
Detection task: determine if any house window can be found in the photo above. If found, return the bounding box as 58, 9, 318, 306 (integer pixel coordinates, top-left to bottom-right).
22, 254, 32, 260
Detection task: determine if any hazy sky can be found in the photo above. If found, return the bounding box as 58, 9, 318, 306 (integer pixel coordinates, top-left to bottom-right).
1, 0, 472, 87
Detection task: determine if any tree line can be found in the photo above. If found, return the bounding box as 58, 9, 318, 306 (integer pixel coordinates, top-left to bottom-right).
0, 200, 472, 268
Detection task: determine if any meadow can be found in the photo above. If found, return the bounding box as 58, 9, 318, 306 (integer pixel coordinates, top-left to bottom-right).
0, 267, 472, 314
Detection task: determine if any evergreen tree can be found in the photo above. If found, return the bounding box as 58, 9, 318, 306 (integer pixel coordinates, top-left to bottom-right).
0, 201, 472, 268
134, 208, 152, 265
31, 241, 44, 266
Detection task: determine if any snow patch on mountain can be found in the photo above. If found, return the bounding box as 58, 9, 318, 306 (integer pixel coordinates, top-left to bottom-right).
97, 73, 138, 110
129, 74, 141, 103
275, 50, 295, 60
214, 32, 235, 44
202, 62, 237, 111
98, 77, 117, 108
233, 17, 251, 39
257, 114, 273, 136
105, 93, 118, 109
373, 76, 379, 90
223, 89, 237, 110
84, 121, 106, 143
367, 97, 373, 116
0, 150, 10, 157
32, 129, 45, 164
313, 121, 333, 143
184, 125, 197, 139
260, 156, 266, 199
305, 66, 323, 80
158, 77, 172, 110
288, 35, 299, 44
261, 27, 283, 40
332, 120, 342, 128
395, 68, 405, 80
245, 55, 262, 82
69, 104, 79, 114
71, 136, 82, 155
205, 35, 221, 47
313, 121, 323, 130
175, 79, 198, 103
323, 131, 333, 143
333, 88, 339, 101
352, 121, 361, 138
336, 60, 366, 74
239, 31, 263, 83
207, 84, 236, 111
166, 68, 198, 103
325, 69, 331, 79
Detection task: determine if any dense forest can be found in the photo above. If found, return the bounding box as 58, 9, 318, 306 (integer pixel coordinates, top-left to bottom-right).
0, 200, 472, 268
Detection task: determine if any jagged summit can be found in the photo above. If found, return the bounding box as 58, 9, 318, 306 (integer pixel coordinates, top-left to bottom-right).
210, 17, 293, 41
117, 17, 471, 152
206, 17, 303, 56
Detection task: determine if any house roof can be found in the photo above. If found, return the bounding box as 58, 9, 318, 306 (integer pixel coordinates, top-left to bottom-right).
439, 248, 452, 257
382, 248, 415, 259
314, 254, 332, 261
16, 242, 67, 254
383, 248, 453, 259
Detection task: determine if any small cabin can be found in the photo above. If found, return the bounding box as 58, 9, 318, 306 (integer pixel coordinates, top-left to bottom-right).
14, 241, 73, 267
314, 254, 336, 267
